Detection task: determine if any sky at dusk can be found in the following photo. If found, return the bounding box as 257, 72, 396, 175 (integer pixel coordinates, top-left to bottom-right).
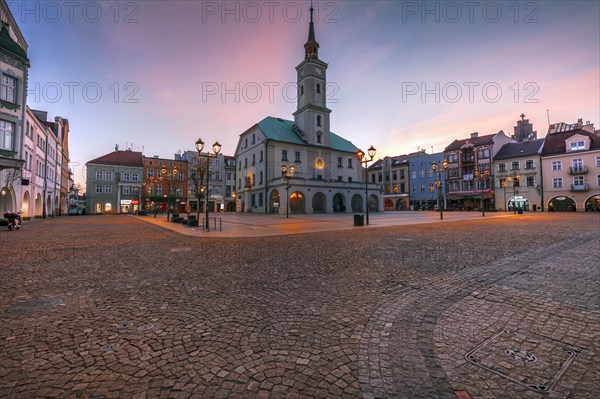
9, 0, 600, 187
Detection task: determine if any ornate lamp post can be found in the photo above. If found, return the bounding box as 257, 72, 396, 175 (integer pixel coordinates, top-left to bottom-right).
507, 173, 521, 214
429, 183, 435, 210
160, 166, 178, 221
431, 160, 449, 220
356, 145, 376, 225
501, 180, 507, 212
474, 168, 490, 216
280, 164, 296, 218
195, 138, 222, 231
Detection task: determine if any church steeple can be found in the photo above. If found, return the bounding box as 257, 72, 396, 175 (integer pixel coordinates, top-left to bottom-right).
304, 2, 319, 60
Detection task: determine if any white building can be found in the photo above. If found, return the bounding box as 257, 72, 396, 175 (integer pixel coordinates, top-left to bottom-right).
235, 6, 380, 214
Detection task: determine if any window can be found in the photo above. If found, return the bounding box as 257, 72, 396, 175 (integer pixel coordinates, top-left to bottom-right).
259, 171, 263, 185
420, 185, 425, 192
371, 174, 376, 183
96, 171, 104, 180
282, 150, 288, 161
400, 170, 405, 179
412, 186, 416, 193
252, 173, 256, 186
553, 178, 562, 188
525, 160, 534, 169
568, 141, 585, 151
511, 161, 520, 170
348, 177, 352, 182
244, 158, 248, 168
300, 85, 304, 96
252, 134, 255, 144
0, 120, 14, 151
572, 158, 583, 172
1, 75, 17, 103
295, 151, 300, 162
347, 158, 353, 168
177, 171, 183, 181
251, 194, 256, 207
317, 115, 321, 127
316, 83, 321, 94
244, 138, 248, 148
122, 173, 130, 181
498, 163, 506, 172
105, 172, 112, 180
317, 132, 322, 144
252, 154, 255, 165
597, 175, 600, 186
156, 185, 162, 195
596, 156, 600, 167
260, 150, 263, 162
338, 176, 343, 182
551, 161, 562, 171
338, 157, 343, 167
573, 176, 584, 186
95, 184, 103, 193
132, 173, 139, 182
400, 183, 405, 193
378, 173, 382, 182
123, 186, 130, 195
392, 172, 397, 180
259, 193, 263, 207
419, 170, 425, 179
104, 185, 112, 194
147, 169, 154, 178
132, 187, 139, 195
411, 171, 416, 179
526, 176, 535, 187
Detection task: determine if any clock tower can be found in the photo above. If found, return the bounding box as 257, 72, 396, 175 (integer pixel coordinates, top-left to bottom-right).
293, 4, 331, 147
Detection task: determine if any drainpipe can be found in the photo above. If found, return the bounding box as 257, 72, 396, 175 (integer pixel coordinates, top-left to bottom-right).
539, 156, 544, 212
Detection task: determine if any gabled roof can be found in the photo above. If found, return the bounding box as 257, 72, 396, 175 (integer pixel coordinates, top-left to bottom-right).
88, 150, 144, 167
541, 129, 600, 155
256, 116, 358, 153
494, 139, 544, 160
445, 133, 496, 151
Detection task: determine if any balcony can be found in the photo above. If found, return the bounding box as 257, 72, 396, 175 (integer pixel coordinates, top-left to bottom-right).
570, 184, 589, 192
568, 166, 588, 175
461, 156, 475, 164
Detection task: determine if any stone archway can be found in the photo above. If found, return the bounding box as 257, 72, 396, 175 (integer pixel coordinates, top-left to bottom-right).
96, 203, 103, 214
548, 196, 576, 212
226, 202, 235, 212
22, 190, 30, 219
332, 193, 346, 213
0, 185, 15, 214
312, 192, 326, 213
35, 193, 43, 217
290, 191, 305, 214
105, 203, 113, 213
368, 194, 379, 212
270, 190, 280, 213
351, 194, 363, 212
584, 194, 600, 212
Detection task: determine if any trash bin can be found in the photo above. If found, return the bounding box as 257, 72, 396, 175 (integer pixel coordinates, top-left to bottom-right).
517, 208, 523, 214
354, 214, 364, 226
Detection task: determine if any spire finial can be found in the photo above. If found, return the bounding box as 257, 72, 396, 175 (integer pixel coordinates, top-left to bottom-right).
310, 0, 314, 23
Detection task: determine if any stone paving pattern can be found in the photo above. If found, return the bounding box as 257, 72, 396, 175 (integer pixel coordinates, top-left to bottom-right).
0, 213, 598, 398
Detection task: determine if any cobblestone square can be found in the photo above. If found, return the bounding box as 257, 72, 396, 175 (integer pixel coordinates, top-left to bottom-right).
1, 213, 598, 398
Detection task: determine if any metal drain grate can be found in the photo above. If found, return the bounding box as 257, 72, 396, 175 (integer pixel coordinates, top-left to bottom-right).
136, 323, 154, 332
3, 297, 63, 314
100, 342, 119, 352
506, 349, 537, 362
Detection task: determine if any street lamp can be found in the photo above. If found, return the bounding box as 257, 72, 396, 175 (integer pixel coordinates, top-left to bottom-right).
474, 168, 490, 216
506, 173, 521, 214
195, 138, 222, 231
280, 164, 296, 218
356, 145, 376, 225
160, 166, 178, 221
429, 183, 435, 210
431, 160, 449, 220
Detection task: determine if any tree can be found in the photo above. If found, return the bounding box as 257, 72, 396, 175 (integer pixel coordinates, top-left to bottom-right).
188, 155, 209, 223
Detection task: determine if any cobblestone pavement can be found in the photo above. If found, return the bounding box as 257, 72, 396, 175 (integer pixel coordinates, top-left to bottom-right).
0, 213, 598, 398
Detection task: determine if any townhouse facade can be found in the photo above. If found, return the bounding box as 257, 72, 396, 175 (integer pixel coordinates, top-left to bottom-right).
493, 139, 544, 211
369, 154, 411, 211
444, 131, 513, 211
142, 154, 188, 214
86, 149, 144, 214
408, 151, 447, 211
541, 120, 600, 211
0, 1, 28, 216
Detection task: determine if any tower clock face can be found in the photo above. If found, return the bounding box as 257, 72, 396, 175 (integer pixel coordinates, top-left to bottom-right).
315, 68, 321, 75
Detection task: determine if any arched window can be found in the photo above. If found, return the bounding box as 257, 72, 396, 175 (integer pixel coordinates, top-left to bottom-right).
317, 115, 321, 127
316, 83, 321, 94
316, 132, 322, 144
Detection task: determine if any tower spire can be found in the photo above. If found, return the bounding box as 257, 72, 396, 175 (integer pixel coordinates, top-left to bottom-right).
304, 1, 319, 60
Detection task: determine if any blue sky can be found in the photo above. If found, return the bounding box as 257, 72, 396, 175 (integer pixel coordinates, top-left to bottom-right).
9, 0, 600, 186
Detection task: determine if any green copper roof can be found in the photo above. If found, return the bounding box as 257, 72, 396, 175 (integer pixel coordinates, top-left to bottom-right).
257, 117, 358, 153
0, 25, 28, 61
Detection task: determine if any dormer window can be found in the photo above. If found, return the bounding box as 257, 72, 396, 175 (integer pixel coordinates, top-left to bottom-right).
568, 140, 585, 151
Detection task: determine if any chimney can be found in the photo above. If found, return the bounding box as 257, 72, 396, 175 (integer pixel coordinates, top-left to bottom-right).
470, 132, 479, 139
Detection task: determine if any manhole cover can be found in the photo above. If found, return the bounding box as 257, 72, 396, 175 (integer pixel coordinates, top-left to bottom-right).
137, 324, 154, 332
3, 297, 63, 314
466, 330, 577, 393
100, 342, 119, 352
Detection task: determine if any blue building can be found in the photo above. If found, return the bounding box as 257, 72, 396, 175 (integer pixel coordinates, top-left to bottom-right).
408, 151, 447, 210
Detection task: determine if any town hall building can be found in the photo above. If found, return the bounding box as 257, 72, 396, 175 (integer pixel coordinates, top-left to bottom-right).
235, 5, 381, 214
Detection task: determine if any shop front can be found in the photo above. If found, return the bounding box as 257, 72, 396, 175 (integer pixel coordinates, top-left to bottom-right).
120, 199, 139, 214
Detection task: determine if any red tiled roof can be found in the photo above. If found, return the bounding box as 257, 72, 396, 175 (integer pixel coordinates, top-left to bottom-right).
88, 150, 144, 167
541, 129, 600, 155
444, 133, 496, 152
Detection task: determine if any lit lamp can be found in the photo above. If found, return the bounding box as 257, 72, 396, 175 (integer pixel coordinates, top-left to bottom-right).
507, 173, 521, 214
195, 138, 222, 231
281, 164, 296, 218
474, 168, 490, 216
356, 145, 376, 225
